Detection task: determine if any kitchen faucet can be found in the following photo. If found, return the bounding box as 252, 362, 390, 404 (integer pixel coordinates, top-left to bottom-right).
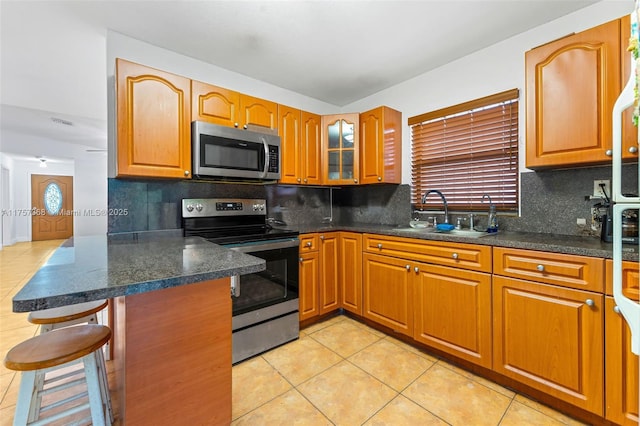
421, 190, 449, 224
482, 194, 498, 232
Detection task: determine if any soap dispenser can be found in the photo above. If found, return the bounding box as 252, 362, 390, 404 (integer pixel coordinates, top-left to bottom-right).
483, 194, 498, 233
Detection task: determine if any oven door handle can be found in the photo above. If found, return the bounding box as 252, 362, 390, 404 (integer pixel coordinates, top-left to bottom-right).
230, 275, 240, 297
227, 238, 299, 253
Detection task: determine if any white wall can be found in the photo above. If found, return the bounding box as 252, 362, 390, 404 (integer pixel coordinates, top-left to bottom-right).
1, 130, 108, 242
106, 31, 341, 178
341, 1, 634, 184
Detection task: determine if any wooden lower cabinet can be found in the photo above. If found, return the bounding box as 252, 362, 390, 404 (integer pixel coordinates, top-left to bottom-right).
414, 263, 492, 368
605, 296, 639, 425
362, 253, 413, 336
319, 233, 339, 314
339, 232, 363, 315
299, 250, 319, 321
493, 276, 604, 415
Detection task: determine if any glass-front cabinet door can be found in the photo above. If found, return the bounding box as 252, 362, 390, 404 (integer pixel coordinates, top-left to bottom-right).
322, 113, 359, 185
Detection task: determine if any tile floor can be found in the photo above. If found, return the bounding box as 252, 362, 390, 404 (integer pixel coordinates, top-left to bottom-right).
1, 240, 588, 425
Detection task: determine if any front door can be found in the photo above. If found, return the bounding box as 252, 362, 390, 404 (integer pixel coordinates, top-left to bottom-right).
31, 175, 73, 241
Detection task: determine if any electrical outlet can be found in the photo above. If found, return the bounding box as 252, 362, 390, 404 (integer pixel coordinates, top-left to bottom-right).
593, 179, 610, 198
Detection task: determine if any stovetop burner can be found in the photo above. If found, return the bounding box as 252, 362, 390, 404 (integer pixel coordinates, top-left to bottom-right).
182, 198, 298, 245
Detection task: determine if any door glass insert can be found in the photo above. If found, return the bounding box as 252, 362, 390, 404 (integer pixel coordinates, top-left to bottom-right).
43, 183, 62, 215
328, 152, 340, 180
327, 120, 340, 149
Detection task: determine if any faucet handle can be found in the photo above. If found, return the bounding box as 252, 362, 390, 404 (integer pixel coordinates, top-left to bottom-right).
455, 217, 467, 230
468, 213, 475, 230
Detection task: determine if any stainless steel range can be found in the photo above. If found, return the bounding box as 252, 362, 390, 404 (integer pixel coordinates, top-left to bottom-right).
182, 198, 299, 364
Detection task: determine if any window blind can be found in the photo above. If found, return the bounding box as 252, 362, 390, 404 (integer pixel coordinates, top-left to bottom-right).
409, 89, 519, 212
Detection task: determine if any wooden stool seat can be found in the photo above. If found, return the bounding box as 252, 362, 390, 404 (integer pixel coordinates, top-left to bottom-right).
5, 324, 111, 371
4, 325, 113, 425
28, 299, 108, 325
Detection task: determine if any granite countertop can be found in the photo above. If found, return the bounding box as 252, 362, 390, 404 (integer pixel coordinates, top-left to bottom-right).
290, 223, 640, 262
12, 235, 265, 313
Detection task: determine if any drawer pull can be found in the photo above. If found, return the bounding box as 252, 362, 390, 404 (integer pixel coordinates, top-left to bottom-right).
377, 243, 383, 249
585, 299, 595, 307
299, 257, 303, 262
452, 253, 459, 260
613, 305, 621, 314
414, 266, 420, 273
306, 242, 312, 247
405, 264, 410, 271
536, 264, 545, 272
320, 235, 324, 241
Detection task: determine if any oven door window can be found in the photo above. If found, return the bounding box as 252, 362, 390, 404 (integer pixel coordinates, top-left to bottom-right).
232, 246, 299, 316
200, 134, 265, 172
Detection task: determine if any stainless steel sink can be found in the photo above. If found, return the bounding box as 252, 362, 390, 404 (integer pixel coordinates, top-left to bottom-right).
396, 226, 493, 238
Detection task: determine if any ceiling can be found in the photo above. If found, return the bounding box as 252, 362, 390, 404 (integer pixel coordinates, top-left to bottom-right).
1, 0, 603, 154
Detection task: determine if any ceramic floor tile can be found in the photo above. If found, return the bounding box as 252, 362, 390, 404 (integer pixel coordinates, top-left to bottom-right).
500, 400, 574, 426
348, 338, 435, 391
262, 336, 343, 386
403, 363, 512, 426
363, 395, 448, 426
513, 395, 588, 425
438, 359, 516, 399
309, 319, 382, 358
383, 335, 440, 363
232, 356, 292, 420
231, 389, 331, 426
297, 360, 397, 426
301, 314, 345, 334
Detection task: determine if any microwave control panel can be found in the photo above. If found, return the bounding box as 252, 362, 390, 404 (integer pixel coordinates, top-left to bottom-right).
268, 146, 279, 173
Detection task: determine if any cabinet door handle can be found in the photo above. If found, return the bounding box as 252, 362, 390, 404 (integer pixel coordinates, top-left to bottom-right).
452, 253, 458, 259
377, 176, 382, 181
585, 299, 595, 307
184, 170, 190, 176
414, 266, 419, 273
405, 264, 410, 270
299, 257, 303, 262
234, 122, 239, 128
354, 179, 358, 183
613, 305, 621, 314
297, 178, 301, 183
536, 264, 545, 272
377, 243, 383, 249
306, 242, 312, 247
303, 178, 308, 183
320, 235, 325, 241
630, 146, 638, 154
605, 149, 612, 156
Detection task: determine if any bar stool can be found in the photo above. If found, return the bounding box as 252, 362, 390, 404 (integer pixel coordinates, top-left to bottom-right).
26, 300, 113, 424
28, 300, 108, 333
4, 324, 112, 425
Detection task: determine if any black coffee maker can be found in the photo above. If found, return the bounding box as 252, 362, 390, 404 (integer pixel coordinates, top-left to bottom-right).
601, 199, 639, 244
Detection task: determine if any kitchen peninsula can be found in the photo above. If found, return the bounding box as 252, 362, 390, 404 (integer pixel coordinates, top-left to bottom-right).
12, 234, 265, 425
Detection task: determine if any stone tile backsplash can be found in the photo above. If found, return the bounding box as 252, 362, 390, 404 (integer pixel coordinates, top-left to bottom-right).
108, 163, 637, 237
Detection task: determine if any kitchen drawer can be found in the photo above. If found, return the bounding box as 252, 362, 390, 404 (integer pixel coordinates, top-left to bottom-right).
605, 259, 639, 300
493, 247, 604, 292
363, 234, 491, 273
299, 234, 319, 252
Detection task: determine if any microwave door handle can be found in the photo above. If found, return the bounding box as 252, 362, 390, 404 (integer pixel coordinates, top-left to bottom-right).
261, 138, 269, 178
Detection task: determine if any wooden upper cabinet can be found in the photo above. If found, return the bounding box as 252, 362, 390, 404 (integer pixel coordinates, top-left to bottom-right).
116, 58, 191, 179
240, 94, 278, 130
278, 107, 322, 185
322, 113, 360, 185
525, 18, 621, 168
278, 105, 301, 184
191, 80, 240, 127
360, 106, 402, 184
301, 111, 322, 185
620, 15, 639, 161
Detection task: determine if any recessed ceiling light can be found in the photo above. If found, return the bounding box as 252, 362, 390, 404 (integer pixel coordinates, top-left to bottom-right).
51, 117, 73, 126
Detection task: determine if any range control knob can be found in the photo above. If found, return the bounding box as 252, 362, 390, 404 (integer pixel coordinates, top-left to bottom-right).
195, 204, 203, 212
253, 203, 265, 211
185, 205, 194, 212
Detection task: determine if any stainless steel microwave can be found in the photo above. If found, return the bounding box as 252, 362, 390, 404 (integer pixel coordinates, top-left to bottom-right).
191, 121, 281, 180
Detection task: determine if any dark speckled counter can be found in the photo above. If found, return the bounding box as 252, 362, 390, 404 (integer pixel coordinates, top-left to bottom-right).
12, 235, 265, 312
290, 223, 639, 262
